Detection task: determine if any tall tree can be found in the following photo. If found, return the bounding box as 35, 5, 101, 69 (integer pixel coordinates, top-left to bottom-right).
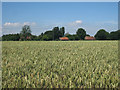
76, 28, 86, 40
52, 27, 59, 40
20, 25, 31, 40
95, 29, 109, 40
60, 27, 65, 37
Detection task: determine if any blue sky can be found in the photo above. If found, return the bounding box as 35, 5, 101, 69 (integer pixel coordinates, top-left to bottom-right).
2, 2, 118, 36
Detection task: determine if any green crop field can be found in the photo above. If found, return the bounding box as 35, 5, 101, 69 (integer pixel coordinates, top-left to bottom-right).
2, 41, 119, 88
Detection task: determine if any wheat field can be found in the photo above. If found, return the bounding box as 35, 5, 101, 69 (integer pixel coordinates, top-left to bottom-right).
2, 41, 119, 88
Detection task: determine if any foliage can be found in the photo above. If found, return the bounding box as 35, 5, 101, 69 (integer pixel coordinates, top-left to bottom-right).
86, 34, 90, 36
65, 34, 79, 40
2, 34, 20, 41
109, 30, 120, 40
66, 34, 75, 40
94, 29, 109, 40
31, 35, 39, 41
52, 27, 66, 40
52, 27, 60, 40
2, 26, 120, 41
41, 35, 49, 41
2, 41, 118, 88
76, 28, 86, 40
60, 27, 65, 37
0, 37, 2, 41
20, 25, 32, 41
43, 31, 53, 40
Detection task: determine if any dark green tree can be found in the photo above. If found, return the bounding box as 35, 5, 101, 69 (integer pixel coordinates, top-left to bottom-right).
60, 27, 65, 37
109, 30, 120, 40
95, 29, 109, 40
2, 34, 20, 41
66, 34, 75, 40
109, 31, 118, 40
117, 30, 120, 40
86, 34, 90, 36
20, 25, 32, 40
76, 28, 86, 40
31, 35, 38, 41
65, 33, 79, 40
42, 35, 49, 41
38, 33, 44, 40
64, 32, 70, 37
44, 30, 53, 40
41, 33, 44, 36
52, 27, 59, 40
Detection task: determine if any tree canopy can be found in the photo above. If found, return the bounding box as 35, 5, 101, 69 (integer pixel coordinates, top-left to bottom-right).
20, 25, 32, 40
94, 29, 109, 40
76, 28, 86, 40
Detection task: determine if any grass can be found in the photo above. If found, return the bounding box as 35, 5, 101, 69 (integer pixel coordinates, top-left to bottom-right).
2, 41, 119, 88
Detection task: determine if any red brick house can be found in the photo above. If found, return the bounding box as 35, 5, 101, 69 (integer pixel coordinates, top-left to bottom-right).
59, 37, 69, 41
85, 36, 95, 40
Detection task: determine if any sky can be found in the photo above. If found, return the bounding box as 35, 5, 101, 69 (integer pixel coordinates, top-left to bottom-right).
2, 2, 118, 36
1, 0, 120, 2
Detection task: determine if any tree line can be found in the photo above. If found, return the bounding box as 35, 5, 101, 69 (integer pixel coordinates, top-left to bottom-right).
2, 25, 120, 41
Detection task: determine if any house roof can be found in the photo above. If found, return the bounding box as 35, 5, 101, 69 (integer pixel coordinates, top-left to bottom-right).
85, 36, 95, 40
59, 37, 69, 40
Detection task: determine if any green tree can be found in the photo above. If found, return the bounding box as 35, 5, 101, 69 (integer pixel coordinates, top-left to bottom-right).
42, 35, 49, 41
31, 35, 38, 41
64, 32, 70, 37
74, 35, 79, 40
95, 29, 109, 40
67, 34, 75, 40
60, 27, 65, 37
41, 33, 44, 36
44, 30, 53, 40
117, 30, 120, 40
52, 27, 59, 40
65, 33, 79, 40
38, 33, 44, 41
0, 37, 2, 41
20, 25, 31, 40
76, 28, 86, 40
86, 34, 90, 36
2, 34, 20, 41
109, 31, 118, 40
109, 30, 120, 40
65, 33, 73, 40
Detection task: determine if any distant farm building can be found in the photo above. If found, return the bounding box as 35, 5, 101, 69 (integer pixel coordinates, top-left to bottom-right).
85, 36, 95, 40
26, 36, 31, 40
19, 36, 31, 41
59, 37, 69, 41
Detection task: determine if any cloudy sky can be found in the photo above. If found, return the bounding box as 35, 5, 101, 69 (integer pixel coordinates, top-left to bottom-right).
2, 2, 118, 36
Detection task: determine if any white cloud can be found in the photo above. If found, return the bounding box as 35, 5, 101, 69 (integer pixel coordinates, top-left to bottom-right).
75, 20, 82, 24
4, 22, 20, 27
3, 22, 37, 36
4, 22, 37, 27
23, 22, 36, 26
68, 20, 82, 26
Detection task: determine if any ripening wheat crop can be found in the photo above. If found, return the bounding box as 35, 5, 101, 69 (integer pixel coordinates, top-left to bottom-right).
2, 41, 119, 88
